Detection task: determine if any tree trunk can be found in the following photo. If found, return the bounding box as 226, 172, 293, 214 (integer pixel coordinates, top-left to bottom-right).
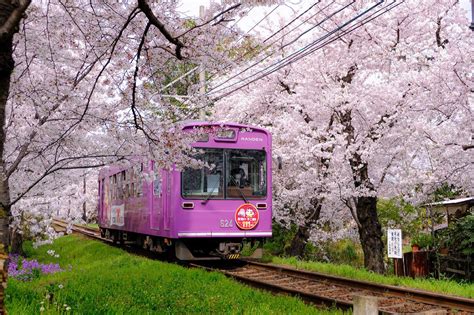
339, 108, 385, 274
356, 196, 385, 273
286, 225, 310, 257
10, 229, 24, 256
285, 200, 322, 257
1, 2, 32, 312
0, 31, 14, 314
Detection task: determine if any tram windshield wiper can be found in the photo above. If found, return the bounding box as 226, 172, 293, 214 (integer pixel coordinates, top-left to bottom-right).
201, 175, 221, 205
229, 175, 248, 203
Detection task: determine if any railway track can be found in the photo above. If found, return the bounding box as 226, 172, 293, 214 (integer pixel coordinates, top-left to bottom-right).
191, 261, 474, 314
52, 219, 474, 314
52, 219, 101, 239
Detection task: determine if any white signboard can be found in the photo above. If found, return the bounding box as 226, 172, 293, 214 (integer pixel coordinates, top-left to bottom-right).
111, 204, 125, 226
387, 229, 403, 259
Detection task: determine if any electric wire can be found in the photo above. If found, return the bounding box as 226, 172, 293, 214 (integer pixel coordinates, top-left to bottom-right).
206, 0, 362, 96
154, 4, 278, 98
262, 1, 321, 43
163, 1, 324, 98
161, 0, 400, 117
177, 0, 389, 115
236, 4, 281, 43
213, 2, 398, 100
210, 1, 402, 101
203, 1, 334, 89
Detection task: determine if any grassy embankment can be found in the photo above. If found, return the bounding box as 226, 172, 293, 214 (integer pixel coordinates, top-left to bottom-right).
270, 256, 474, 299
6, 235, 342, 314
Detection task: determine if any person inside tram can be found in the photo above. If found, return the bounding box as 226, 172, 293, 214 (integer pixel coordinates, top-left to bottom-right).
231, 163, 247, 188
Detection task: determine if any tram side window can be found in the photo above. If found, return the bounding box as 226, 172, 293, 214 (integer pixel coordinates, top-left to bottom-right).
116, 171, 122, 199
133, 164, 142, 197
110, 175, 115, 200
136, 176, 143, 197
153, 164, 161, 196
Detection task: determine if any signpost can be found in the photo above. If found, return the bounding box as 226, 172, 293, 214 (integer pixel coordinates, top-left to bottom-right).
387, 229, 403, 259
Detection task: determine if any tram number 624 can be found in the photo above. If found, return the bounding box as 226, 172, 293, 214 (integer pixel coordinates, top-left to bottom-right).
219, 219, 233, 228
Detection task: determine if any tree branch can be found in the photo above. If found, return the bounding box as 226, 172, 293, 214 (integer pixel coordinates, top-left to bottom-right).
131, 22, 150, 131
177, 3, 241, 38
137, 0, 184, 60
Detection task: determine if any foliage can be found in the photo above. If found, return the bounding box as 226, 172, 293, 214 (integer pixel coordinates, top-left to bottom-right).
440, 214, 474, 255
271, 256, 474, 299
263, 221, 297, 256
6, 235, 342, 314
323, 239, 364, 268
377, 197, 424, 239
432, 183, 465, 202
410, 233, 433, 249
265, 222, 363, 266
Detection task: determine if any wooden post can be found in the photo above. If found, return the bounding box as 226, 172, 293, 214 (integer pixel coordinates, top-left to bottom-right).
353, 295, 378, 315
82, 174, 87, 222
0, 216, 8, 315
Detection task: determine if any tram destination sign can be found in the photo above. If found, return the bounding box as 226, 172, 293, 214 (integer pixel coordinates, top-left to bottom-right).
387, 229, 403, 259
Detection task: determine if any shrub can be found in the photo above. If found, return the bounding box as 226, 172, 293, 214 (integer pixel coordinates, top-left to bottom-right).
411, 233, 433, 250
442, 214, 474, 255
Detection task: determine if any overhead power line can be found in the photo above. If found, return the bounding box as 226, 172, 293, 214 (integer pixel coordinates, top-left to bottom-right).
202, 1, 330, 89
206, 0, 349, 96
207, 0, 403, 101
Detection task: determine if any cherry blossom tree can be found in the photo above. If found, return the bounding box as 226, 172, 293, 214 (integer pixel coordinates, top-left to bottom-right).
1, 0, 277, 233
0, 0, 282, 310
215, 0, 473, 273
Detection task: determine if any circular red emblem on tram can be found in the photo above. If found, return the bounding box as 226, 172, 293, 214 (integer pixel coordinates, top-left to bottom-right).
235, 203, 259, 230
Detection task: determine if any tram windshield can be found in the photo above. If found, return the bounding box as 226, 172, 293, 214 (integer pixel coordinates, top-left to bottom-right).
181, 149, 267, 199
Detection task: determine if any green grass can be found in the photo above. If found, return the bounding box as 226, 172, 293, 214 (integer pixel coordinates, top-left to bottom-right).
270, 256, 474, 299
6, 236, 343, 314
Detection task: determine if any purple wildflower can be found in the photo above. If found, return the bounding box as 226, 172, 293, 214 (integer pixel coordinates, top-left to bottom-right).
41, 263, 62, 274
8, 255, 63, 281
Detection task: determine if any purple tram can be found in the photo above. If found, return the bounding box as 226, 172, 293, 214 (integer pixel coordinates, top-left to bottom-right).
98, 122, 272, 260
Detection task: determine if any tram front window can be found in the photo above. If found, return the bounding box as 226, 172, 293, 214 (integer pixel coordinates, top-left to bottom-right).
181, 149, 224, 199
181, 149, 266, 199
226, 149, 266, 199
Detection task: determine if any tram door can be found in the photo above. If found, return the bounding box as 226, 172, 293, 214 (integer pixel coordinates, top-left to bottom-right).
150, 166, 162, 231
99, 179, 104, 224
162, 171, 171, 231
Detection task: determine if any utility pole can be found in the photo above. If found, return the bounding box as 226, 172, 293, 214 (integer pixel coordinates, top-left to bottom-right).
82, 174, 87, 222
470, 0, 474, 30
199, 5, 207, 120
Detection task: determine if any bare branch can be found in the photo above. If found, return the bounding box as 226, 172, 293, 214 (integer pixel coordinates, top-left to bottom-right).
5, 131, 36, 178
177, 3, 241, 38
131, 22, 151, 131
137, 0, 184, 60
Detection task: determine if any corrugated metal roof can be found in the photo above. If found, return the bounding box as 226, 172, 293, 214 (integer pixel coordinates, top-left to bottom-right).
424, 197, 474, 207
